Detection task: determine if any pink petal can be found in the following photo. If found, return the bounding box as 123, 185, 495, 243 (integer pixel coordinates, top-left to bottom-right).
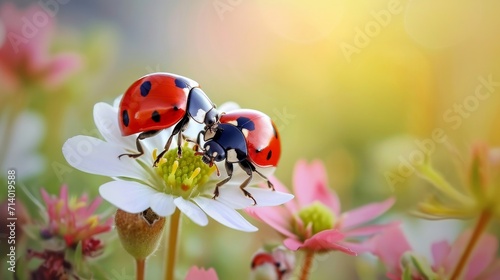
337, 241, 373, 254
185, 267, 218, 280
431, 240, 451, 269
284, 229, 355, 255
466, 233, 499, 279
40, 188, 52, 206
342, 221, 399, 238
0, 3, 53, 69
478, 259, 500, 280
364, 225, 411, 276
283, 238, 304, 251
85, 197, 103, 217
60, 185, 69, 202
445, 230, 498, 279
340, 197, 395, 230
301, 230, 355, 255
43, 53, 83, 87
246, 206, 295, 238
293, 159, 340, 215
266, 176, 298, 213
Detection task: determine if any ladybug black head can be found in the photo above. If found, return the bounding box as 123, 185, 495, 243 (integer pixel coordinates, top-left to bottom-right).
204, 108, 219, 128
202, 142, 226, 164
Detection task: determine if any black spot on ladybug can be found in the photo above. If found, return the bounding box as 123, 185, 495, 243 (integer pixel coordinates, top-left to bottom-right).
140, 81, 152, 97
255, 149, 261, 153
173, 106, 179, 111
266, 150, 273, 160
122, 110, 129, 127
236, 117, 255, 131
175, 78, 188, 89
151, 110, 161, 123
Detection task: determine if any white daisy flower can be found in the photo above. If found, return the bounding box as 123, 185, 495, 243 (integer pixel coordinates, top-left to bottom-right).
62, 97, 293, 232
1, 110, 45, 178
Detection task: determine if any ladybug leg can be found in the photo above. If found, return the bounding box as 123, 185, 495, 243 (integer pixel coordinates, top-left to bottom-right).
119, 130, 160, 160
237, 160, 258, 205
213, 160, 233, 200
213, 159, 258, 205
254, 169, 275, 191
238, 176, 257, 206
154, 116, 189, 166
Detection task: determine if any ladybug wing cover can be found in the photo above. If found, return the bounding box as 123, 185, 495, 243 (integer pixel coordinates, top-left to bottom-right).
221, 109, 281, 167
119, 73, 192, 135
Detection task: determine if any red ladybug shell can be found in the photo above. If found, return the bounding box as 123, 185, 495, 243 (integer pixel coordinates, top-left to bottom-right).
119, 73, 199, 136
220, 109, 281, 167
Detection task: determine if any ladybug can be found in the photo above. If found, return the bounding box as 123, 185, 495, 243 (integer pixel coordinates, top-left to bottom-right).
197, 109, 281, 205
118, 72, 218, 166
251, 252, 287, 279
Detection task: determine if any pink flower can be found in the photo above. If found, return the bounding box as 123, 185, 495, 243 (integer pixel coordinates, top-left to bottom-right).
28, 250, 79, 280
40, 185, 113, 257
185, 266, 218, 280
367, 225, 500, 279
364, 225, 412, 279
0, 3, 82, 93
247, 159, 395, 255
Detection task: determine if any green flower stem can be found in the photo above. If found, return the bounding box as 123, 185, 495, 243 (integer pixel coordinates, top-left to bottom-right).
165, 209, 181, 280
450, 210, 492, 280
299, 250, 315, 280
417, 164, 472, 206
136, 259, 145, 280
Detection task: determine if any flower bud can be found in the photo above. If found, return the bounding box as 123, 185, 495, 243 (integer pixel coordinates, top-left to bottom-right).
115, 208, 165, 260
250, 246, 295, 280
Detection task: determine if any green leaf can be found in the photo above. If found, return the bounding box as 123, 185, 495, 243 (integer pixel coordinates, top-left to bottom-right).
70, 241, 84, 272
402, 266, 413, 280
409, 253, 438, 280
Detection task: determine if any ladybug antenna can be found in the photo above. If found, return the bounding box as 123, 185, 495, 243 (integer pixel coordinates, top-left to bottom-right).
204, 158, 219, 176
211, 161, 220, 177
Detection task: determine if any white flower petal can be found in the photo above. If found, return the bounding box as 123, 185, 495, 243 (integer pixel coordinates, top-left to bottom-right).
174, 197, 208, 226
93, 102, 136, 151
62, 135, 146, 180
113, 94, 123, 108
183, 121, 205, 141
217, 166, 276, 186
98, 98, 173, 167
141, 129, 174, 160
216, 185, 294, 209
2, 111, 45, 178
8, 111, 45, 154
99, 180, 156, 213
16, 155, 45, 180
150, 192, 176, 216
193, 197, 257, 232
218, 101, 240, 113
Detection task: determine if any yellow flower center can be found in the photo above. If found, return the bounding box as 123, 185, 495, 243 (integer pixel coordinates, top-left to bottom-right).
293, 202, 335, 239
154, 144, 215, 199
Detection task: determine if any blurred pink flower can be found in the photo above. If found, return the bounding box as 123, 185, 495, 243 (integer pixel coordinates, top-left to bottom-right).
250, 246, 295, 280
0, 2, 82, 92
28, 249, 79, 280
247, 159, 395, 255
40, 185, 112, 257
367, 225, 500, 279
185, 266, 218, 280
